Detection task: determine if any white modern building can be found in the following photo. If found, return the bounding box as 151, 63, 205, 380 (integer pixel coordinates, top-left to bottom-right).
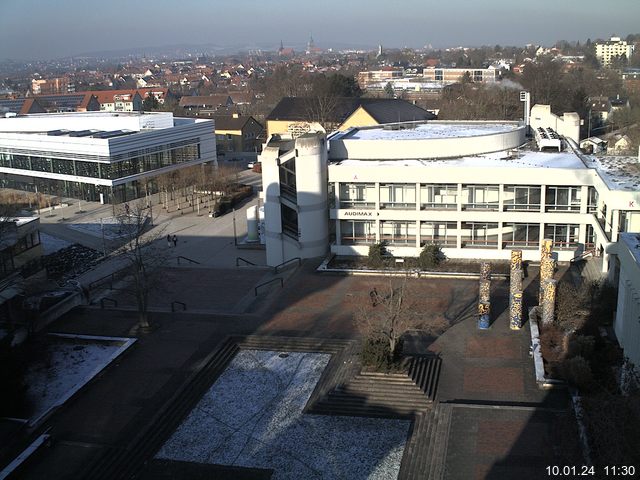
595, 36, 635, 67
260, 116, 640, 269
0, 111, 216, 204
610, 233, 640, 369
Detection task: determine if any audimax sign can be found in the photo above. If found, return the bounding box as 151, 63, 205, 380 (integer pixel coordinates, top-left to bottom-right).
343, 211, 377, 218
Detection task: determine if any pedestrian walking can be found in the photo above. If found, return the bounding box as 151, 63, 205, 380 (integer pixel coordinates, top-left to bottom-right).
172, 234, 177, 247
167, 234, 172, 247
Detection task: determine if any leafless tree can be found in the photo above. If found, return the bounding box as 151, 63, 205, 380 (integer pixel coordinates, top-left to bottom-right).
355, 276, 448, 355
116, 202, 167, 331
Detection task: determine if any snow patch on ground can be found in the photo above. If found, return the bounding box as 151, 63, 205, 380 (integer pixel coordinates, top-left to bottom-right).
156, 350, 410, 480
25, 340, 123, 422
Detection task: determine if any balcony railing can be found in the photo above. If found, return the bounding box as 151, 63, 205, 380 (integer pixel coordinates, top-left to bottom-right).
420, 238, 456, 247
545, 205, 581, 212
461, 239, 499, 248
503, 204, 541, 211
420, 203, 457, 210
341, 235, 376, 245
462, 203, 499, 211
339, 201, 375, 209
380, 202, 416, 210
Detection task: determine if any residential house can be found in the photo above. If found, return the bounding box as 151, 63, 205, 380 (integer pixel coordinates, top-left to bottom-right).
32, 93, 100, 113
214, 114, 264, 161
265, 97, 435, 138
0, 98, 46, 116
179, 95, 234, 114
92, 90, 143, 112
579, 136, 607, 154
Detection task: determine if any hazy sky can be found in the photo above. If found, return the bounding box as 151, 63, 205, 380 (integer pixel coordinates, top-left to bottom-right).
1, 0, 639, 60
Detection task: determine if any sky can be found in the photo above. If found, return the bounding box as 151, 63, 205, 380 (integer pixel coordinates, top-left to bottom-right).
1, 0, 639, 60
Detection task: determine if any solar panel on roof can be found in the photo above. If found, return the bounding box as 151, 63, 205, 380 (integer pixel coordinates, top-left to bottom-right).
91, 130, 132, 139
68, 130, 98, 137
47, 129, 70, 136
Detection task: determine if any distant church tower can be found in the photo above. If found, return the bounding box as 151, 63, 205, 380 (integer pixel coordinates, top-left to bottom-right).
376, 44, 383, 58
306, 33, 315, 55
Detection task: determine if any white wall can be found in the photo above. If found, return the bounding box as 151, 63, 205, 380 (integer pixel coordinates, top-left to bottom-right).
530, 104, 581, 143
613, 234, 640, 368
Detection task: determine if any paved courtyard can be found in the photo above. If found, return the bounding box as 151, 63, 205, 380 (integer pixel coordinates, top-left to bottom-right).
3, 247, 581, 479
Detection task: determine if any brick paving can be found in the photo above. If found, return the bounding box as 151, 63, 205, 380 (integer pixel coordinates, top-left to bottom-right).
5, 260, 582, 480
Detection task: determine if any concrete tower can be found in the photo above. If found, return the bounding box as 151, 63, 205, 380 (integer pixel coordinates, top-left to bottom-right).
260, 133, 329, 267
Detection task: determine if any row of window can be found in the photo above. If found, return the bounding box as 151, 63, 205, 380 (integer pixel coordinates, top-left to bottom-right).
0, 144, 200, 180
335, 183, 598, 213
339, 220, 592, 250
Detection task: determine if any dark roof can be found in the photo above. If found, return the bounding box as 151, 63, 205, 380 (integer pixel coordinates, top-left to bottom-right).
266, 97, 435, 124
357, 98, 436, 123
179, 95, 232, 108
0, 98, 46, 114
213, 115, 262, 130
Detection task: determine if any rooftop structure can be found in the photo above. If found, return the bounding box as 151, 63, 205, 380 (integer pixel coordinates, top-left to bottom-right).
260, 118, 640, 269
0, 111, 216, 204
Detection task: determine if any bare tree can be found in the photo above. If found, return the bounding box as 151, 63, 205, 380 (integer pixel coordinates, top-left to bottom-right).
116, 202, 166, 331
356, 276, 448, 356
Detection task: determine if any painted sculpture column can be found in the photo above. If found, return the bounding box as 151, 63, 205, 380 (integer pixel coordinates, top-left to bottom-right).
509, 249, 524, 330
478, 302, 491, 329
541, 278, 557, 325
538, 238, 554, 305
478, 262, 491, 329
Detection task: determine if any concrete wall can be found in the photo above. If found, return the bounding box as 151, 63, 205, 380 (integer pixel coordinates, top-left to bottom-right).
530, 104, 581, 143
612, 234, 640, 367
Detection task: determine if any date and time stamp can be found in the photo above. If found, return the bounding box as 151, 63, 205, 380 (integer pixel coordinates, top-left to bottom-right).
546, 465, 637, 477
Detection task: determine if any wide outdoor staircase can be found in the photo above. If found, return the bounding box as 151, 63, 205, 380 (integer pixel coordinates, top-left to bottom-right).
309, 355, 441, 419
80, 335, 356, 480
398, 402, 453, 480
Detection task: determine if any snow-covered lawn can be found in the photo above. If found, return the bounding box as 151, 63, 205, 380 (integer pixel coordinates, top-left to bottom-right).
25, 335, 134, 425
156, 350, 410, 480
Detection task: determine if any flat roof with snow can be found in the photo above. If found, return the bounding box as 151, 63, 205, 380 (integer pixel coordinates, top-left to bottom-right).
334, 121, 522, 141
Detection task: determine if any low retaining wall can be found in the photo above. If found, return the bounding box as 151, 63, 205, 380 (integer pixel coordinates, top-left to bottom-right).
528, 306, 565, 389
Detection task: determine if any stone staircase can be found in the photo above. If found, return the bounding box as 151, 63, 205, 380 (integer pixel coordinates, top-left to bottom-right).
398, 402, 453, 480
79, 335, 356, 480
309, 355, 441, 419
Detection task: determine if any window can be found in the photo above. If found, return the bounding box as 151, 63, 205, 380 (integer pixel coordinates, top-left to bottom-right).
503, 223, 539, 248
420, 221, 457, 247
503, 185, 541, 211
544, 223, 579, 249
461, 222, 499, 247
74, 160, 100, 178
473, 70, 483, 81
587, 187, 598, 213
30, 157, 52, 173
339, 183, 375, 208
279, 158, 296, 201
420, 184, 457, 209
52, 159, 75, 176
545, 186, 581, 212
380, 221, 416, 245
462, 185, 499, 210
340, 220, 375, 244
585, 224, 595, 249
281, 204, 298, 239
435, 69, 443, 81
380, 184, 416, 209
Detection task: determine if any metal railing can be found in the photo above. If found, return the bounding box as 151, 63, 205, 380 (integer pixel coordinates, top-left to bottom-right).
171, 301, 187, 312
89, 271, 120, 291
100, 297, 118, 309
236, 257, 257, 266
254, 277, 283, 296
177, 255, 200, 265
274, 257, 301, 274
